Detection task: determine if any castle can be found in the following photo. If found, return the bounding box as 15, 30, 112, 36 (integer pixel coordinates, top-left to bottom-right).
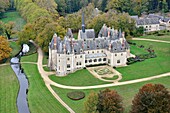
48, 14, 130, 76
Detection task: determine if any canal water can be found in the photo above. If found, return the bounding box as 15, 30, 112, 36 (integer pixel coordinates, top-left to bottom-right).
10, 45, 30, 113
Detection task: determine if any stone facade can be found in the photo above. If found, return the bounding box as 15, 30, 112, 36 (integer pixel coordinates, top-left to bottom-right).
48, 24, 130, 76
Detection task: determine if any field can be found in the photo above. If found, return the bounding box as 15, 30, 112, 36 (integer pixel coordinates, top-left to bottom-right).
1, 11, 26, 31
51, 76, 170, 113
0, 65, 19, 113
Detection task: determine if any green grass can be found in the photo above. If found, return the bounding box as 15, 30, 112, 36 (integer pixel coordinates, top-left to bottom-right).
0, 65, 19, 113
43, 66, 50, 72
22, 64, 69, 113
1, 11, 26, 31
102, 75, 119, 80
43, 53, 48, 65
21, 53, 38, 62
139, 34, 170, 41
117, 40, 170, 81
49, 69, 107, 86
51, 76, 170, 113
10, 41, 20, 57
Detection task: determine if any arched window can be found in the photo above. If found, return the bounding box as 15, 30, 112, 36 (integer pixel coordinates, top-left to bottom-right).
89, 59, 92, 63
94, 59, 97, 62
103, 58, 106, 61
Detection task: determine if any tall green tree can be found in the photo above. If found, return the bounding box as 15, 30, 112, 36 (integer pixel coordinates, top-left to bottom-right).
131, 84, 170, 113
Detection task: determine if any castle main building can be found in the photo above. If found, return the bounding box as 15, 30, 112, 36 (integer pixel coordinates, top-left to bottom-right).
48, 15, 130, 76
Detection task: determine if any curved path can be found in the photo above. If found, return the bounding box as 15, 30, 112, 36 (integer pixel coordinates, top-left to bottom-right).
133, 38, 170, 43
36, 38, 170, 113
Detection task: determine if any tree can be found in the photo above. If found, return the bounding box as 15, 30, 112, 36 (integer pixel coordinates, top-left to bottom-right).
0, 36, 12, 62
84, 91, 99, 113
4, 21, 16, 39
131, 84, 170, 113
84, 89, 123, 113
97, 88, 124, 113
0, 0, 10, 18
36, 22, 66, 52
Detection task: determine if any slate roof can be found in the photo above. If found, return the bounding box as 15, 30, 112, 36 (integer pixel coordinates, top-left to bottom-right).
130, 15, 139, 20
79, 29, 95, 39
136, 18, 159, 25
146, 14, 163, 20
50, 25, 129, 54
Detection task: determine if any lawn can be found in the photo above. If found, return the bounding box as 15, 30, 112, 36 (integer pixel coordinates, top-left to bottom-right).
21, 53, 38, 63
0, 65, 19, 113
43, 53, 48, 65
10, 41, 21, 57
117, 40, 170, 81
139, 34, 170, 41
51, 76, 170, 113
1, 11, 26, 31
22, 64, 69, 113
49, 69, 107, 86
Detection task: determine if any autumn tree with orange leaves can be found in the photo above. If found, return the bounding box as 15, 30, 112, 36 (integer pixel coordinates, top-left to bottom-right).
131, 84, 170, 113
0, 36, 12, 62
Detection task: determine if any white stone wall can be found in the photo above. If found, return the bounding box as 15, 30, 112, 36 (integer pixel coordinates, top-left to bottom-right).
111, 52, 127, 67
48, 48, 57, 70
137, 24, 160, 32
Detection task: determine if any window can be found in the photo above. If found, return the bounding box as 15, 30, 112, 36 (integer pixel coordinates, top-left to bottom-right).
80, 55, 82, 58
85, 60, 87, 63
89, 59, 92, 63
79, 62, 81, 65
76, 62, 79, 65
121, 53, 123, 56
115, 54, 117, 56
94, 59, 97, 62
101, 50, 103, 53
97, 51, 99, 53
103, 58, 106, 61
59, 60, 60, 62
67, 58, 70, 61
75, 56, 77, 58
117, 60, 120, 63
67, 64, 70, 68
98, 58, 102, 62
92, 51, 94, 53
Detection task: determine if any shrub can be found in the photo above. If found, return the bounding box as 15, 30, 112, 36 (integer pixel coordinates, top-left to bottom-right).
67, 91, 85, 100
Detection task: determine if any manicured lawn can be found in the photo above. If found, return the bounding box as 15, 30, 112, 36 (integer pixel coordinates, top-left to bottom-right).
49, 69, 107, 86
22, 64, 69, 113
0, 65, 19, 113
1, 11, 26, 31
43, 66, 51, 72
21, 53, 38, 62
140, 34, 170, 41
117, 40, 170, 81
51, 76, 170, 113
43, 53, 48, 65
10, 41, 20, 57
